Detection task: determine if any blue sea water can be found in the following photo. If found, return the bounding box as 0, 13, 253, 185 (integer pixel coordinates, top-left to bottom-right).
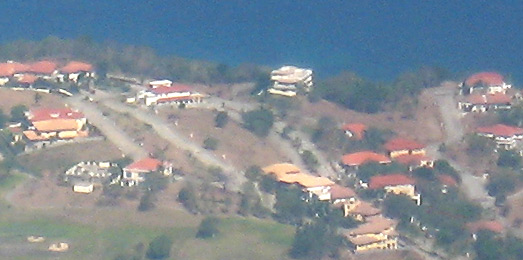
0, 0, 522, 82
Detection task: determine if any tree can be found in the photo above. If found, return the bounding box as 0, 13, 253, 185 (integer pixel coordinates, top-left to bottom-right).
242, 108, 274, 137
138, 191, 156, 211
0, 109, 7, 128
274, 186, 307, 225
196, 217, 220, 239
203, 137, 218, 150
383, 194, 417, 224
178, 184, 198, 213
34, 92, 42, 104
497, 150, 522, 169
214, 111, 229, 128
486, 173, 517, 197
289, 221, 344, 259
466, 135, 494, 157
145, 234, 173, 259
245, 165, 263, 182
474, 230, 505, 260
412, 167, 436, 180
301, 150, 319, 172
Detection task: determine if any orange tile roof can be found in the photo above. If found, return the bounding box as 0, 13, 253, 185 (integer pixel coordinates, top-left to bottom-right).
150, 84, 192, 95
32, 119, 80, 132
262, 163, 334, 188
23, 130, 48, 141
29, 108, 85, 122
17, 74, 38, 84
342, 151, 391, 166
28, 60, 57, 74
437, 174, 458, 187
348, 201, 381, 216
0, 62, 30, 77
465, 72, 504, 86
466, 93, 512, 105
124, 158, 162, 172
476, 124, 523, 137
393, 154, 432, 166
60, 61, 93, 74
369, 174, 416, 189
384, 138, 425, 151
349, 215, 397, 235
262, 163, 302, 178
466, 220, 503, 233
330, 184, 356, 200
342, 123, 367, 139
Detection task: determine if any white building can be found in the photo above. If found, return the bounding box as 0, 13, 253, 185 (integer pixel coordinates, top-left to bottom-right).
138, 84, 204, 106
269, 66, 313, 97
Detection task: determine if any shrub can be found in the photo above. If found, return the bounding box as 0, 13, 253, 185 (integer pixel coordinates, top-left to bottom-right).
196, 217, 220, 239
145, 234, 173, 259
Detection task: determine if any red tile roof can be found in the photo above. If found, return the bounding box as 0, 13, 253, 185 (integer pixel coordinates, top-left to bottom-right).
124, 157, 162, 172
28, 108, 85, 122
330, 184, 356, 200
369, 174, 416, 189
466, 93, 512, 105
437, 174, 458, 187
384, 138, 425, 152
465, 72, 504, 86
150, 84, 192, 95
0, 62, 30, 77
60, 61, 93, 74
342, 123, 367, 139
394, 154, 431, 166
476, 124, 523, 137
342, 151, 391, 166
28, 60, 57, 74
466, 220, 504, 233
17, 74, 38, 84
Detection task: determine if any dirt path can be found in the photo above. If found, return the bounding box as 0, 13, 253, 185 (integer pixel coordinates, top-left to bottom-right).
66, 95, 148, 160
430, 84, 494, 208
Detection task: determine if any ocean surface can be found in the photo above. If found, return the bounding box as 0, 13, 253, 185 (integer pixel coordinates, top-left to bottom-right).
0, 0, 522, 82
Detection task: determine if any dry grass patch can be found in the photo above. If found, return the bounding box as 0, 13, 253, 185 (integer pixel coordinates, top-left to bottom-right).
0, 89, 65, 113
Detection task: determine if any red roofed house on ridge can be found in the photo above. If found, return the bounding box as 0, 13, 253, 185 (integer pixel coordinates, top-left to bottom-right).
458, 93, 512, 113
463, 72, 511, 94
369, 173, 421, 205
341, 151, 391, 169
0, 61, 30, 85
60, 61, 95, 83
28, 60, 58, 76
476, 124, 523, 149
466, 220, 504, 239
121, 157, 173, 186
342, 123, 367, 140
384, 137, 426, 159
393, 154, 434, 171
138, 83, 204, 106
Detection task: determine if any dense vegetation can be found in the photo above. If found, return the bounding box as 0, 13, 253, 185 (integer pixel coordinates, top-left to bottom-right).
310, 67, 449, 113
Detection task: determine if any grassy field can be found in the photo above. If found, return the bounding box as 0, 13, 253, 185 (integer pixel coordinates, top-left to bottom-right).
0, 209, 294, 260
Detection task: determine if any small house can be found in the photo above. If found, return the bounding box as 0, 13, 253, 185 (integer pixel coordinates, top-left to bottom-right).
369, 174, 421, 205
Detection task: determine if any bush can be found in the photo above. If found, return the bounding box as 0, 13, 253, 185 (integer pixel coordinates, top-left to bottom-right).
145, 234, 173, 259
178, 185, 198, 213
203, 137, 218, 150
242, 108, 274, 137
138, 191, 156, 212
196, 217, 220, 239
300, 150, 318, 172
214, 111, 229, 128
10, 104, 28, 122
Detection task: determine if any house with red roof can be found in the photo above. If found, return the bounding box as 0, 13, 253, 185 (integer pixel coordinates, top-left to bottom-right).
138, 83, 204, 106
384, 137, 426, 159
458, 93, 512, 113
476, 124, 523, 149
59, 61, 95, 83
437, 174, 458, 194
369, 174, 421, 205
121, 157, 173, 186
341, 151, 391, 169
463, 72, 511, 94
342, 123, 367, 140
28, 60, 58, 76
330, 184, 357, 205
23, 107, 88, 143
393, 154, 434, 170
466, 220, 504, 240
0, 61, 30, 86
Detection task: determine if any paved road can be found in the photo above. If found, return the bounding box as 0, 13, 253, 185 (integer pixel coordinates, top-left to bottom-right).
67, 95, 148, 160
97, 97, 244, 191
